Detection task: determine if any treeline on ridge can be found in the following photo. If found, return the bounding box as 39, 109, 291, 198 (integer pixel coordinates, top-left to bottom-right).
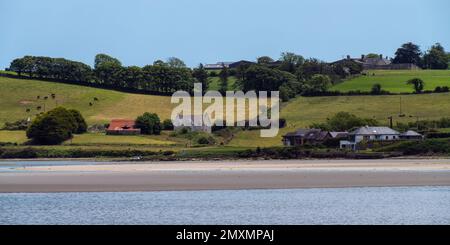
7, 53, 362, 100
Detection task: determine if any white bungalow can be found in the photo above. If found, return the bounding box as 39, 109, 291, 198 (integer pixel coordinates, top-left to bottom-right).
340, 126, 400, 150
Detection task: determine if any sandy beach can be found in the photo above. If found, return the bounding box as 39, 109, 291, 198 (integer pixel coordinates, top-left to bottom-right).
1, 158, 450, 193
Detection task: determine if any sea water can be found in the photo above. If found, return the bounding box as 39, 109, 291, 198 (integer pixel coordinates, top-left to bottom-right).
0, 186, 449, 225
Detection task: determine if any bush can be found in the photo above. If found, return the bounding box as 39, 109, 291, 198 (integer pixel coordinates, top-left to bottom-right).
194, 135, 216, 145
2, 119, 29, 130
135, 112, 161, 135
310, 111, 378, 131
162, 119, 174, 130
377, 138, 450, 155
425, 132, 450, 139
68, 109, 87, 133
26, 107, 80, 145
435, 86, 450, 93
279, 118, 287, 128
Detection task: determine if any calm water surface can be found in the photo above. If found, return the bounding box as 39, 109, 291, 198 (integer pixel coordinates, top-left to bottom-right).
0, 186, 449, 224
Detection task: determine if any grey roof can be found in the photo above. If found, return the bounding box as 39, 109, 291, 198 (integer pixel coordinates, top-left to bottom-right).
362, 57, 391, 66
350, 126, 400, 135
329, 131, 349, 138
400, 130, 422, 136
283, 129, 328, 140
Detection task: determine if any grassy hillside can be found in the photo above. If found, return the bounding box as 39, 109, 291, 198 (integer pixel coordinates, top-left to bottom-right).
2, 75, 450, 149
332, 70, 450, 93
207, 76, 238, 91
228, 92, 450, 147
0, 76, 173, 126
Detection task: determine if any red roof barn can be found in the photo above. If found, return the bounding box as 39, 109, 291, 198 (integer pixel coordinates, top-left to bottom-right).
106, 119, 141, 135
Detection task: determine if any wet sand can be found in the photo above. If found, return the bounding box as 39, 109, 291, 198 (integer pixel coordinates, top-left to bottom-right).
1, 159, 450, 193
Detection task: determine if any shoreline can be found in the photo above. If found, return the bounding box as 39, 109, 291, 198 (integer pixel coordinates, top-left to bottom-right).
1, 159, 450, 193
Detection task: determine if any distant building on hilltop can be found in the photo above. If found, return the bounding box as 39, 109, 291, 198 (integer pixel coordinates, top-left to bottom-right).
332, 54, 420, 70
204, 62, 233, 70
204, 60, 282, 70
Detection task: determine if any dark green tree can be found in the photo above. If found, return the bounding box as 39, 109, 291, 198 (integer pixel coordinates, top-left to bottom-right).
162, 119, 174, 130
300, 74, 331, 95
392, 42, 422, 65
406, 78, 425, 93
192, 64, 209, 91
135, 112, 161, 135
9, 58, 27, 76
167, 57, 186, 68
94, 54, 122, 69
26, 107, 79, 145
219, 65, 229, 94
239, 65, 298, 95
257, 56, 274, 64
422, 43, 449, 69
279, 52, 304, 73
68, 109, 88, 134
310, 112, 379, 131
371, 83, 382, 94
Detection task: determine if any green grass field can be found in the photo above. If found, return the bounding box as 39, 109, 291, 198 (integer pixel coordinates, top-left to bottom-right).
332, 70, 450, 93
0, 130, 183, 146
0, 130, 28, 144
0, 76, 173, 127
207, 76, 238, 91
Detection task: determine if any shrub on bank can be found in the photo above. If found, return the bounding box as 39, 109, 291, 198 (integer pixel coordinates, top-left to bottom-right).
376, 138, 450, 155
26, 107, 87, 145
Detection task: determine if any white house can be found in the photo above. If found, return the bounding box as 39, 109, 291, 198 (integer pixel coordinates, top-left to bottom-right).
173, 114, 212, 133
340, 126, 400, 150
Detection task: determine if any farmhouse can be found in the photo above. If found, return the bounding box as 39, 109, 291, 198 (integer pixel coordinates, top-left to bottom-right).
340, 126, 400, 150
204, 60, 282, 70
173, 114, 212, 133
282, 129, 329, 146
332, 54, 420, 70
106, 119, 141, 135
204, 62, 233, 70
282, 129, 349, 146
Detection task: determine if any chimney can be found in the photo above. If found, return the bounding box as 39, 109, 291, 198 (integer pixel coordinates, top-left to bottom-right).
346, 55, 351, 60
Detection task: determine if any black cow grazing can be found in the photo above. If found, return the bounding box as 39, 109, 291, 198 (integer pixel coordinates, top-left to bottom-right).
51, 94, 56, 99
89, 102, 93, 106
93, 97, 99, 101
26, 108, 31, 112
37, 96, 40, 99
37, 106, 42, 110
44, 96, 48, 100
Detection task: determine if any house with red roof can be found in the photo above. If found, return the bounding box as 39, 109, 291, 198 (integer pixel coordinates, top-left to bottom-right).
106, 119, 141, 135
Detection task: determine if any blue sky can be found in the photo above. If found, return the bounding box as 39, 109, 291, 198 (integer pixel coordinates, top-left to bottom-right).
1, 0, 449, 68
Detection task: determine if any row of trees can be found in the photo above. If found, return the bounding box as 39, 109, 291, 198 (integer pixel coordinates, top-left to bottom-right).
8, 51, 361, 100
235, 57, 351, 101
10, 56, 92, 81
310, 112, 379, 132
9, 54, 198, 94
393, 42, 449, 69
